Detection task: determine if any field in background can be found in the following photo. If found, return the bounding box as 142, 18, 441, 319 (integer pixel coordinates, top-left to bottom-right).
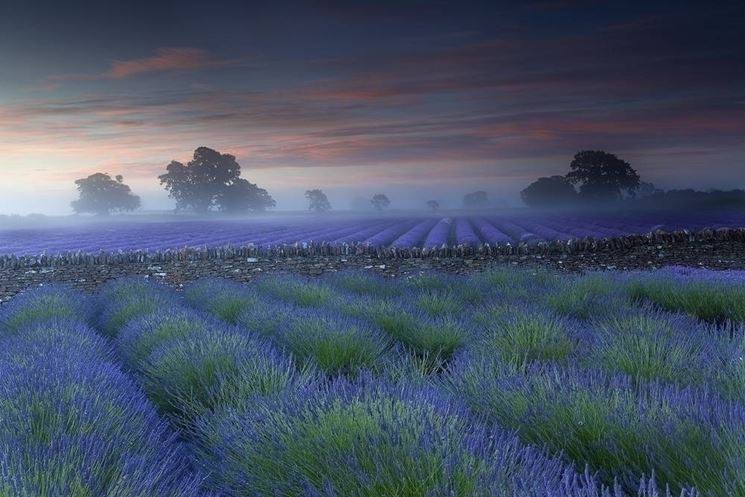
1, 209, 744, 255
2, 267, 745, 496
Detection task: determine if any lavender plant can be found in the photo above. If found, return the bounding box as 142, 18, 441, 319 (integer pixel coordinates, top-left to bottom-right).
139, 328, 301, 424
278, 310, 392, 375
626, 269, 745, 324
446, 353, 745, 496
96, 277, 177, 336
184, 277, 260, 323
0, 284, 92, 332
192, 377, 614, 497
0, 318, 204, 496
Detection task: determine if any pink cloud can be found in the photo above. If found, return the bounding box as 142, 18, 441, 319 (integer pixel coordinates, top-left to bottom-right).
107, 48, 215, 78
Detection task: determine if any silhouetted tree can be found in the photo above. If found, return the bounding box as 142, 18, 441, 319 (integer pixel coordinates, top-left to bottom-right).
426, 200, 440, 211
71, 173, 140, 215
520, 175, 578, 207
159, 146, 273, 213
463, 191, 489, 209
370, 193, 390, 211
566, 150, 640, 202
305, 189, 332, 212
218, 178, 276, 213
637, 181, 662, 199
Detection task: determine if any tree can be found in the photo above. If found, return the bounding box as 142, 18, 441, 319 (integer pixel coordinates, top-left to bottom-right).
566, 150, 640, 202
520, 175, 578, 207
463, 191, 489, 209
637, 181, 662, 199
159, 146, 273, 213
426, 200, 440, 211
370, 193, 390, 211
305, 189, 332, 212
71, 173, 140, 215
217, 178, 275, 213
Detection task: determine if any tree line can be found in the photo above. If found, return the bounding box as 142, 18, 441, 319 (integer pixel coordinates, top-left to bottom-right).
520, 149, 745, 209
70, 146, 744, 215
70, 146, 500, 215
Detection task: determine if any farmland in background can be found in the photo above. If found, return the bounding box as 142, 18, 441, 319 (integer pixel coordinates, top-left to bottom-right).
1, 209, 744, 256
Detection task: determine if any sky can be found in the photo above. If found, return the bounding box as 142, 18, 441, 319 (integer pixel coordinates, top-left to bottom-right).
1, 0, 744, 214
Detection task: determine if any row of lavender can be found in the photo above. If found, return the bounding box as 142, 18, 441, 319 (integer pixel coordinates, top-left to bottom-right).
179, 268, 745, 496
0, 276, 671, 496
7, 266, 739, 495
1, 211, 743, 256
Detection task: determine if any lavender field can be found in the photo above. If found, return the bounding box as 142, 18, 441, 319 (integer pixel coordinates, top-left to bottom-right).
1, 210, 744, 256
3, 267, 745, 496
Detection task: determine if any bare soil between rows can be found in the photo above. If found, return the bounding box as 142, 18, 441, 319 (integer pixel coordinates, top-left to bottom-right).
2, 237, 744, 302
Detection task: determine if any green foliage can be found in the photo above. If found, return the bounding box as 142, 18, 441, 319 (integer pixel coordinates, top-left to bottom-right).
99, 294, 166, 337
474, 267, 557, 300
448, 357, 737, 495
326, 272, 401, 298
485, 312, 575, 367
546, 273, 617, 319
627, 276, 745, 324
186, 287, 259, 323
117, 311, 209, 371
256, 277, 334, 307
141, 332, 298, 424
592, 313, 708, 385
415, 290, 464, 317
196, 385, 510, 497
2, 291, 86, 333
283, 315, 391, 376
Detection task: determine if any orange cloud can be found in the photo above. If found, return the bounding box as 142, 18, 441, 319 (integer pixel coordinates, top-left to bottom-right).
107, 48, 215, 78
